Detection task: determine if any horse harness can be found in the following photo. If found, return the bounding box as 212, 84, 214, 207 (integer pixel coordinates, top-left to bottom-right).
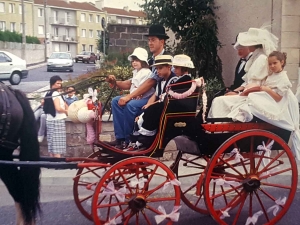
0, 83, 18, 150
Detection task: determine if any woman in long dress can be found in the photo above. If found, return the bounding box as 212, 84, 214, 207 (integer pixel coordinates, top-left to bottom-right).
208, 27, 278, 118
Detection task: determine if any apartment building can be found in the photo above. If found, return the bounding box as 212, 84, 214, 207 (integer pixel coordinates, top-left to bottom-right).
0, 0, 34, 36
34, 0, 105, 57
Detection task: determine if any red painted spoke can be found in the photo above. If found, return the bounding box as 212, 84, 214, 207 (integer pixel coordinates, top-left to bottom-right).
135, 213, 139, 225
145, 180, 168, 197
146, 197, 177, 202
74, 166, 104, 179
217, 157, 245, 177
182, 182, 197, 195
117, 168, 135, 195
249, 192, 253, 217
259, 167, 292, 180
210, 184, 243, 200
249, 136, 256, 174
79, 194, 93, 203
258, 187, 276, 202
97, 200, 127, 209
142, 165, 159, 192
178, 172, 202, 179
259, 150, 285, 174
260, 182, 292, 190
141, 210, 152, 225
194, 191, 204, 206
220, 185, 228, 205
105, 195, 113, 222
232, 192, 248, 225
254, 190, 270, 222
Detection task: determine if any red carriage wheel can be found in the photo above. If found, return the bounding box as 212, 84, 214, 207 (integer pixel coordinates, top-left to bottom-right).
203, 130, 298, 225
92, 156, 181, 225
73, 151, 109, 220
171, 151, 209, 214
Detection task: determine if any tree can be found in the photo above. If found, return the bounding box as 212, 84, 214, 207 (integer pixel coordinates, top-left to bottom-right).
96, 30, 109, 54
141, 0, 223, 84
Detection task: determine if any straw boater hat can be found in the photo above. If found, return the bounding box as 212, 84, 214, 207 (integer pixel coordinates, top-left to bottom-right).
144, 24, 169, 39
151, 55, 173, 67
67, 100, 87, 123
234, 27, 278, 55
172, 54, 195, 68
128, 47, 148, 64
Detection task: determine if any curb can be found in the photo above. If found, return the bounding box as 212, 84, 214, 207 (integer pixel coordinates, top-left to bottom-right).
28, 62, 47, 70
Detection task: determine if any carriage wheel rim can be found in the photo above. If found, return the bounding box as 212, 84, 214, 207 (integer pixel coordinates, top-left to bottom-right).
203, 130, 298, 225
91, 156, 181, 225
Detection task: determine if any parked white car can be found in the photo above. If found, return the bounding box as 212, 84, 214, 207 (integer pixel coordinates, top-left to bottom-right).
47, 52, 73, 72
0, 51, 28, 85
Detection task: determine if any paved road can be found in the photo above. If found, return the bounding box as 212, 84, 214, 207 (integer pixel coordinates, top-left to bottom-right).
4, 62, 95, 93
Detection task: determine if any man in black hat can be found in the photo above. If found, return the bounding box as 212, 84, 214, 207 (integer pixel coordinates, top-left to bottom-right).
226, 35, 252, 94
118, 24, 170, 106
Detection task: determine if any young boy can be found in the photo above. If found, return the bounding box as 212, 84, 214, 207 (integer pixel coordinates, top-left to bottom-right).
65, 86, 78, 106
126, 54, 195, 150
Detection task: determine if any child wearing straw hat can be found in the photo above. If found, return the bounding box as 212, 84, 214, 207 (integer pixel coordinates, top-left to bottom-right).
126, 54, 195, 150
105, 47, 155, 148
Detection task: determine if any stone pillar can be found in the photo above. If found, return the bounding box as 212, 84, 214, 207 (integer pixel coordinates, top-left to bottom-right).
281, 0, 300, 92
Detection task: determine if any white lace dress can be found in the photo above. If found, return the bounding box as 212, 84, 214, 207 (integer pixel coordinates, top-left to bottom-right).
208, 48, 268, 118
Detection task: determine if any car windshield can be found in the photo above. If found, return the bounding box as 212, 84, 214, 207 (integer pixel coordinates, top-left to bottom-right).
50, 53, 71, 59
79, 51, 91, 55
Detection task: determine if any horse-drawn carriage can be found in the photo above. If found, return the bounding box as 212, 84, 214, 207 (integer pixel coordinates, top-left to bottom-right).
0, 78, 298, 225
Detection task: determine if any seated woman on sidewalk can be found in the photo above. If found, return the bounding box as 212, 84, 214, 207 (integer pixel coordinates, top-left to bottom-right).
126, 54, 195, 150
105, 47, 155, 148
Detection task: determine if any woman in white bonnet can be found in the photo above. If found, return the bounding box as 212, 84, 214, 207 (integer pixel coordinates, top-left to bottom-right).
208, 26, 279, 118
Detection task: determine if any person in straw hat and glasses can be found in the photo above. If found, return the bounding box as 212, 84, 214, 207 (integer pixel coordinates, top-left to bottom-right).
117, 24, 171, 107
105, 47, 155, 148
126, 54, 195, 150
208, 26, 279, 119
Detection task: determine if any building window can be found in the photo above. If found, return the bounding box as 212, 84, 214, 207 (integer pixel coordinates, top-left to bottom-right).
0, 3, 4, 13
96, 15, 100, 23
126, 19, 130, 24
53, 10, 58, 22
19, 4, 22, 14
108, 17, 111, 23
81, 13, 85, 22
10, 22, 16, 32
65, 28, 70, 37
38, 8, 43, 17
38, 25, 44, 35
65, 12, 70, 23
82, 29, 86, 37
0, 21, 5, 31
89, 14, 93, 22
54, 27, 58, 36
67, 44, 70, 52
97, 30, 101, 38
89, 29, 93, 38
82, 44, 86, 51
139, 20, 143, 25
9, 3, 15, 13
117, 18, 121, 24
20, 23, 25, 33
89, 45, 93, 52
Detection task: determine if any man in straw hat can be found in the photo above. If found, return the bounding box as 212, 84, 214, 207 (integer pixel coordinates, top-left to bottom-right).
126, 54, 195, 150
208, 26, 278, 119
118, 24, 171, 106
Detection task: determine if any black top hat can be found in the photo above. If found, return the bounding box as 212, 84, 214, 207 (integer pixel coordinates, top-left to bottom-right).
145, 24, 169, 39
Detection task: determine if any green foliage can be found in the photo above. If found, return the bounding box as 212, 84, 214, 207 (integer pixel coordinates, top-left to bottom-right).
105, 52, 131, 67
141, 0, 223, 84
0, 30, 40, 44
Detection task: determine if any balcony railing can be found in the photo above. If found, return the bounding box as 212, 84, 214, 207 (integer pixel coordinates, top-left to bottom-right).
49, 17, 78, 26
51, 35, 77, 43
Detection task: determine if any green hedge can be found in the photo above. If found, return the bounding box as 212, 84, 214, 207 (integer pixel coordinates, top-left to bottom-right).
0, 30, 40, 44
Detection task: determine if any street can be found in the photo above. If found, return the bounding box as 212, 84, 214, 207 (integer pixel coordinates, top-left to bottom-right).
0, 163, 300, 225
3, 62, 95, 93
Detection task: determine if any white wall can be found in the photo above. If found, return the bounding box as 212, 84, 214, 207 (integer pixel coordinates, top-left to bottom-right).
0, 41, 45, 65
215, 0, 282, 86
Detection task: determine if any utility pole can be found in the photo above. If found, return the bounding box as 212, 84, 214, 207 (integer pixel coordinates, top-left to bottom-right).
44, 0, 48, 60
21, 0, 26, 60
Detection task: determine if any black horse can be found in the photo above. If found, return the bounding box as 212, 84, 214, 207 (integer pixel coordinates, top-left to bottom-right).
0, 83, 40, 224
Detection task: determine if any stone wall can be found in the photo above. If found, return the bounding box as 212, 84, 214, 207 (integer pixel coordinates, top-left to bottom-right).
39, 117, 178, 161
107, 24, 149, 53
0, 41, 45, 65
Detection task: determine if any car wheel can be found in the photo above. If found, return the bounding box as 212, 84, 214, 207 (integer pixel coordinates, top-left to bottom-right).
9, 72, 22, 85
70, 68, 74, 72
47, 69, 52, 72
86, 59, 90, 64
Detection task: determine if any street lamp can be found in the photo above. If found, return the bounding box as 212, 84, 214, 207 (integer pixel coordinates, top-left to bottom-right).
44, 0, 48, 59
21, 0, 26, 59
101, 17, 106, 55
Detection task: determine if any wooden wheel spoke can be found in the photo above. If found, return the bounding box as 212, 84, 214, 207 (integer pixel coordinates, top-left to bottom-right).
146, 197, 177, 203
141, 165, 159, 192
259, 167, 292, 179
79, 194, 93, 203
210, 184, 243, 200
141, 210, 152, 225
259, 150, 285, 174
217, 156, 245, 177
260, 182, 292, 190
254, 190, 270, 222
232, 192, 248, 225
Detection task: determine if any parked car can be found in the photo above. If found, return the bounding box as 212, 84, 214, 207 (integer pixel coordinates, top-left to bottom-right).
47, 52, 73, 72
75, 51, 97, 63
0, 51, 28, 85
